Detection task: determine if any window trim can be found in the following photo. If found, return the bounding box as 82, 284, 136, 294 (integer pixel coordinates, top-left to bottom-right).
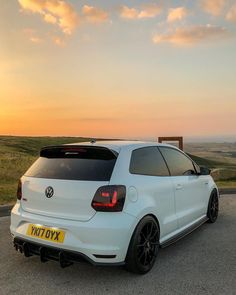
158, 146, 198, 177
129, 146, 170, 177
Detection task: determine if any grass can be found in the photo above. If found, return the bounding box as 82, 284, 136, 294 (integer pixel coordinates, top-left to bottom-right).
0, 155, 36, 204
187, 154, 235, 169
0, 135, 91, 156
185, 142, 236, 166
0, 183, 21, 204
216, 180, 236, 188
0, 136, 235, 205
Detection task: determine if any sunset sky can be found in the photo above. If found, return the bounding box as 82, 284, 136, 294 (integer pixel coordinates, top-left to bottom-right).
1, 0, 236, 139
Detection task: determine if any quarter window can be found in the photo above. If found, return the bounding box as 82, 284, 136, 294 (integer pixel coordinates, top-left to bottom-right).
159, 147, 196, 176
129, 147, 169, 176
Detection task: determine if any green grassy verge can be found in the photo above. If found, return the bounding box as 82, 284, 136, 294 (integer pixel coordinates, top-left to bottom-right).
216, 180, 236, 188
0, 155, 36, 204
187, 154, 235, 169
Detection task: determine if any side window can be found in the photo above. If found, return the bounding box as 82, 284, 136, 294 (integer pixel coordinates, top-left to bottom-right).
129, 147, 169, 176
159, 147, 196, 176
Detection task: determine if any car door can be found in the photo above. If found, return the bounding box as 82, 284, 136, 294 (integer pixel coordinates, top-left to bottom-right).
159, 147, 208, 229
128, 146, 178, 238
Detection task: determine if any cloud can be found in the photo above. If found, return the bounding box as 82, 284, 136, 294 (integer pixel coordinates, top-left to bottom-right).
18, 0, 43, 13
52, 36, 65, 47
138, 4, 162, 19
120, 6, 138, 19
152, 25, 229, 46
23, 28, 43, 44
30, 36, 43, 43
120, 4, 162, 19
44, 13, 57, 24
226, 4, 236, 22
167, 7, 188, 23
82, 5, 109, 23
200, 0, 226, 16
18, 0, 79, 35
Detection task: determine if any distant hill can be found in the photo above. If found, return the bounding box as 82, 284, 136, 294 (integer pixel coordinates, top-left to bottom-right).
0, 136, 95, 156
0, 135, 234, 167
187, 154, 226, 168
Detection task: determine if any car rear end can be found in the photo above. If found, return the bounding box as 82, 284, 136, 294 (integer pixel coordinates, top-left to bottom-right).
10, 144, 136, 266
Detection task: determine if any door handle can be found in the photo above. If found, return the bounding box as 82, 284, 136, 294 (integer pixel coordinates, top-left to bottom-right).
176, 184, 183, 190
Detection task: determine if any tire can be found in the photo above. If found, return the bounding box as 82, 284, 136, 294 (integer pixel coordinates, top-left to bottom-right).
207, 190, 219, 223
125, 216, 159, 274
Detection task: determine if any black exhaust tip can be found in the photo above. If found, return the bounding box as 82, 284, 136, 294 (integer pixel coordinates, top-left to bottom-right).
59, 251, 73, 268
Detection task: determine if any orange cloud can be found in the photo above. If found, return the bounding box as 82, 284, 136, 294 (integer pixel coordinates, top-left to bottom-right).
44, 13, 57, 24
23, 28, 43, 44
18, 0, 43, 13
226, 4, 236, 22
52, 36, 65, 47
30, 36, 43, 43
167, 7, 188, 23
82, 5, 109, 24
153, 25, 228, 46
200, 0, 226, 16
18, 0, 79, 35
120, 4, 162, 19
120, 6, 138, 19
138, 4, 162, 19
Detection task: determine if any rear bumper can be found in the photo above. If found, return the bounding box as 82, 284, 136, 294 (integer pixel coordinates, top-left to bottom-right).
13, 237, 124, 267
10, 202, 137, 265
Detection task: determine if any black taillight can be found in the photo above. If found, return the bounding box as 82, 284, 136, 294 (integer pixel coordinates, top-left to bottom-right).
92, 185, 126, 212
17, 180, 22, 200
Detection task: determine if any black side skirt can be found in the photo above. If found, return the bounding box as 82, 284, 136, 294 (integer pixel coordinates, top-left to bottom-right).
160, 216, 208, 248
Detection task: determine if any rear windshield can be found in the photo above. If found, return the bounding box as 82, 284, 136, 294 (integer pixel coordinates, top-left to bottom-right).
25, 146, 117, 181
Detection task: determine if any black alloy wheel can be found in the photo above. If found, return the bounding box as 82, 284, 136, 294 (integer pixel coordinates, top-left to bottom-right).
207, 190, 219, 223
125, 216, 159, 274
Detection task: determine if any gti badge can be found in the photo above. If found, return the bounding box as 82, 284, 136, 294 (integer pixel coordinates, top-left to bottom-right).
45, 186, 54, 198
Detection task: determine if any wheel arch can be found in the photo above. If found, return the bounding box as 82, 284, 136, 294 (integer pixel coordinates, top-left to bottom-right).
126, 213, 161, 255
210, 187, 219, 200
134, 211, 161, 235
125, 213, 161, 273
146, 213, 160, 233
207, 187, 219, 223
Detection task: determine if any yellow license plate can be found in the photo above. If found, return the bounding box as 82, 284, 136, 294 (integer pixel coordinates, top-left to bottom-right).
26, 224, 65, 243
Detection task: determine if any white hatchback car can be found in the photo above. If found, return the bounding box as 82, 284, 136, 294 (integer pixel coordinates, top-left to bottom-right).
11, 141, 219, 274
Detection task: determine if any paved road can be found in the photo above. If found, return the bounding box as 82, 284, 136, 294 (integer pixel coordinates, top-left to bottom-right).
0, 195, 236, 295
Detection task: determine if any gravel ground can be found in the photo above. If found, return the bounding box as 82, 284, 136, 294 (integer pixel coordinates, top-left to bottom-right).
0, 195, 235, 295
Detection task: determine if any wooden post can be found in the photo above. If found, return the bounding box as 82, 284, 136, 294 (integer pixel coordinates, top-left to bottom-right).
158, 137, 184, 150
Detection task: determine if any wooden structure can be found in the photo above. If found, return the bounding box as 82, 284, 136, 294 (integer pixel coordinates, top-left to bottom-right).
158, 137, 184, 151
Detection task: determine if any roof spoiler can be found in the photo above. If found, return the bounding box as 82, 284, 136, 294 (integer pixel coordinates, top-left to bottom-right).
40, 145, 118, 158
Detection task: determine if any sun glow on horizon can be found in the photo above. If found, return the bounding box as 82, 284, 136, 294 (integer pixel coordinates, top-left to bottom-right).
1, 0, 236, 138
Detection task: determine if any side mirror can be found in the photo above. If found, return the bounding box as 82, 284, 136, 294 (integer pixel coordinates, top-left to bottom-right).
199, 166, 211, 175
